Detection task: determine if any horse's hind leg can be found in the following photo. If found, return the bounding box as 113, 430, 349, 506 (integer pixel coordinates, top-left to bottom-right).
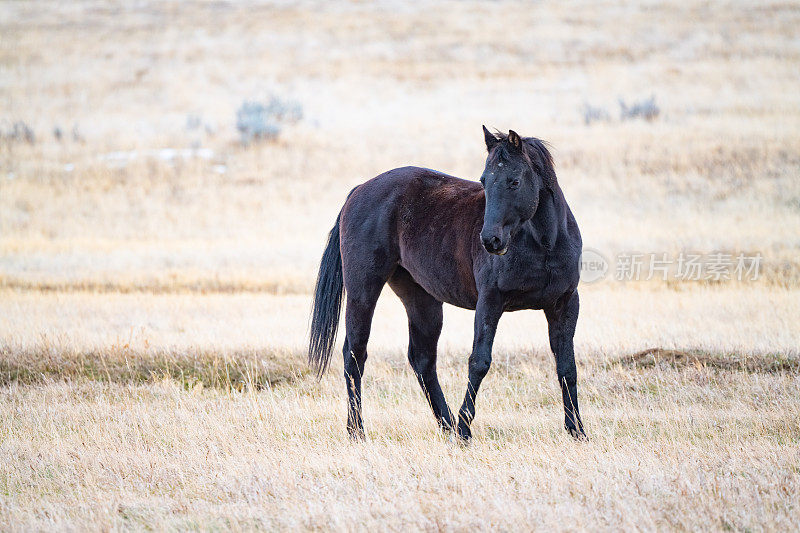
388, 267, 456, 433
342, 279, 384, 440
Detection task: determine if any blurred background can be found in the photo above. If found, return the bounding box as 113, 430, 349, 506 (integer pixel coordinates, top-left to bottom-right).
3, 0, 798, 295
1, 1, 799, 366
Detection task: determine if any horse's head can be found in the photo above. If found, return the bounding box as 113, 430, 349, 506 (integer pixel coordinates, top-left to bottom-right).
479, 126, 556, 255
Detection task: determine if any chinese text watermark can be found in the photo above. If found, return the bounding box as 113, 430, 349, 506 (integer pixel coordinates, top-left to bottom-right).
580, 249, 762, 284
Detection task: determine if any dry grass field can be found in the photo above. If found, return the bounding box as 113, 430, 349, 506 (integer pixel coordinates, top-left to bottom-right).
2, 0, 800, 530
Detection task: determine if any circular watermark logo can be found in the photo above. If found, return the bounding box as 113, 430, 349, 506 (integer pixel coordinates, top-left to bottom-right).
580, 247, 609, 284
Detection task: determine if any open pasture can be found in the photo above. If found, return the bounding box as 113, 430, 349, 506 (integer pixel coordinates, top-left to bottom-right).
2, 0, 799, 530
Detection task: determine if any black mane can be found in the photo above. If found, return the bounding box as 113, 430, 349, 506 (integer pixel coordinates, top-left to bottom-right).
491, 131, 557, 189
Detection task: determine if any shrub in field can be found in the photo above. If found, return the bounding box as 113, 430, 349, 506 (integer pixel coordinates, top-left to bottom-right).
2, 121, 36, 144
236, 97, 303, 146
619, 95, 659, 121
581, 102, 611, 125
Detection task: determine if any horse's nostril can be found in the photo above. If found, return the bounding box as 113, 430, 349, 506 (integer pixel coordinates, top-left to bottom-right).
481, 235, 502, 252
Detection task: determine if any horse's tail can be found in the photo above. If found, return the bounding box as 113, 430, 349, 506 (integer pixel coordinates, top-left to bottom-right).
308, 213, 345, 377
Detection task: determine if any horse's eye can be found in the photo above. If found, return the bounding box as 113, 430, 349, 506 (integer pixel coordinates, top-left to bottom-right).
509, 178, 521, 189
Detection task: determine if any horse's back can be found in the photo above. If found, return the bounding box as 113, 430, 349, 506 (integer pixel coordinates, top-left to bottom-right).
341, 166, 481, 231
339, 167, 483, 308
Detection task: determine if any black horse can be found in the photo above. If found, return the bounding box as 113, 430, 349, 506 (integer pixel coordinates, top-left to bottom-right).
309, 127, 585, 441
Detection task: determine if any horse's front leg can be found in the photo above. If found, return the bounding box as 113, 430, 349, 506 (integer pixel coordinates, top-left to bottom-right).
545, 290, 586, 440
457, 292, 503, 441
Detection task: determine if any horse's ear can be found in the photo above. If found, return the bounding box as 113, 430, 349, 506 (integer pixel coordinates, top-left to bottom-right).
483, 125, 499, 152
507, 129, 522, 150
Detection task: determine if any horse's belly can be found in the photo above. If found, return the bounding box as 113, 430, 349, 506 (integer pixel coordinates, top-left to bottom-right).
398, 256, 478, 310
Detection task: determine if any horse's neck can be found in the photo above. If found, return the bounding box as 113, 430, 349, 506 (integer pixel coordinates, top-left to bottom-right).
529, 186, 566, 250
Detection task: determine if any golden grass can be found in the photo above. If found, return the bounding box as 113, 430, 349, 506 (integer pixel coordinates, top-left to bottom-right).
1, 364, 798, 530
2, 0, 800, 530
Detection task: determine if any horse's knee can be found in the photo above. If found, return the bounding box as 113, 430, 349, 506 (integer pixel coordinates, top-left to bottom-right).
556, 361, 577, 387
469, 353, 492, 379
408, 350, 435, 377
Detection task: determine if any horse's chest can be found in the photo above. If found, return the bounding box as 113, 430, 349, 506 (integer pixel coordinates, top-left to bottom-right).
497, 250, 579, 310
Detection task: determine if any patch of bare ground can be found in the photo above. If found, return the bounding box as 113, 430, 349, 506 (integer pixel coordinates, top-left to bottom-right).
0, 346, 307, 390
619, 347, 800, 374
0, 275, 311, 295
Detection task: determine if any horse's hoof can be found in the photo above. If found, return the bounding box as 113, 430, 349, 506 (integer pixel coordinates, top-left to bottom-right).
347, 427, 366, 441
439, 420, 457, 434
567, 427, 588, 441
456, 422, 472, 443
